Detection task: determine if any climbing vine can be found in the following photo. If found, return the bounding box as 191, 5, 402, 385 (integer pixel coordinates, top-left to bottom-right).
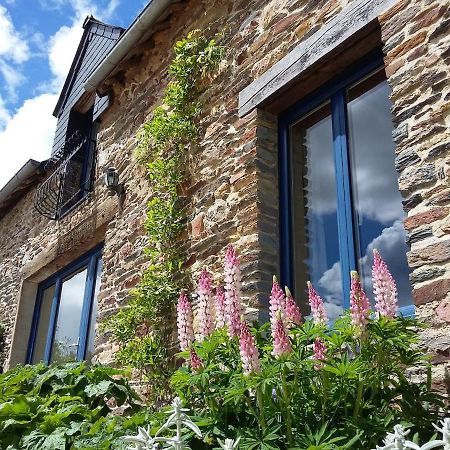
103, 30, 223, 402
0, 322, 5, 372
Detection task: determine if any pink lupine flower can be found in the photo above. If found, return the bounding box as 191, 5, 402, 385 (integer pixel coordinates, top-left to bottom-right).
313, 337, 327, 370
269, 276, 286, 337
177, 291, 194, 351
197, 269, 214, 341
190, 348, 203, 372
307, 281, 328, 326
215, 286, 227, 329
285, 287, 302, 327
224, 245, 243, 338
239, 320, 261, 376
350, 271, 370, 330
372, 249, 398, 318
272, 312, 292, 358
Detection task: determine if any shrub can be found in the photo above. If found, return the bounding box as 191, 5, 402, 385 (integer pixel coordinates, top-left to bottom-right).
0, 362, 146, 450
167, 247, 445, 449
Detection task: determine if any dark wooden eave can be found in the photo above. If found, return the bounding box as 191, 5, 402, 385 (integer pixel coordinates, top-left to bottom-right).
0, 160, 47, 220
52, 15, 124, 118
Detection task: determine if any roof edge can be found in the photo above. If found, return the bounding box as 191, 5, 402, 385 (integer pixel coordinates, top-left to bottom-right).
0, 159, 45, 216
84, 0, 174, 94
53, 15, 124, 118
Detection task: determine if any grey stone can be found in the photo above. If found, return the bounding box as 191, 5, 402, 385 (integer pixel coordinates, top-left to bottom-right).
399, 163, 436, 194
395, 149, 421, 172
410, 266, 446, 284
392, 123, 409, 143
407, 227, 433, 244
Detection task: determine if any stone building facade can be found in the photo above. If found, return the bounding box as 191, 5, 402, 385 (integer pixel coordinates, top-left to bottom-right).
0, 0, 449, 386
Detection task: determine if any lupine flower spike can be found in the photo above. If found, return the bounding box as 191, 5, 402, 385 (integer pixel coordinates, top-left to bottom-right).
224, 245, 243, 338
372, 249, 398, 318
197, 269, 215, 341
285, 287, 302, 327
269, 275, 286, 337
350, 271, 370, 331
177, 291, 194, 351
307, 281, 328, 326
272, 311, 292, 358
239, 320, 261, 375
313, 337, 327, 370
215, 286, 227, 329
190, 348, 203, 372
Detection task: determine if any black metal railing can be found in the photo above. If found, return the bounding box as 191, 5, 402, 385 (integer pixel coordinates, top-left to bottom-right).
34, 131, 96, 220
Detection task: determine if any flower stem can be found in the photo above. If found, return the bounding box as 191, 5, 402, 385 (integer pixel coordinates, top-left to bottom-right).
281, 367, 292, 445
353, 378, 364, 418
256, 386, 267, 433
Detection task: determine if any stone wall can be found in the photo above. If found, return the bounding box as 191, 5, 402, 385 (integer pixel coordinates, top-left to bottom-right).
380, 0, 450, 387
0, 0, 449, 383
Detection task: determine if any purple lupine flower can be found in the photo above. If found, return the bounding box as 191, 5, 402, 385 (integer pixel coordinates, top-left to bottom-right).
372, 249, 398, 318
307, 281, 328, 326
272, 312, 292, 358
190, 348, 203, 372
350, 271, 370, 331
285, 287, 302, 327
269, 276, 286, 337
215, 286, 227, 329
177, 291, 194, 351
313, 337, 327, 370
239, 320, 261, 376
224, 245, 243, 338
197, 269, 214, 341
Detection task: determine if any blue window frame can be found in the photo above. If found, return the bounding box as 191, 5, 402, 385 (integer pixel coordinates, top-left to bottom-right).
279, 52, 414, 319
26, 244, 103, 365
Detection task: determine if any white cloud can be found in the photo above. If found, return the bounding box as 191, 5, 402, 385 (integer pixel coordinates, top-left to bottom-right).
48, 23, 85, 90
0, 96, 11, 129
0, 5, 29, 63
47, 0, 121, 91
0, 94, 57, 188
0, 5, 29, 100
0, 60, 24, 101
0, 0, 121, 190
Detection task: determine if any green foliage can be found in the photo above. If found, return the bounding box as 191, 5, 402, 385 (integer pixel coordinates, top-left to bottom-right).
103, 29, 223, 400
171, 316, 445, 449
0, 323, 5, 371
0, 361, 145, 450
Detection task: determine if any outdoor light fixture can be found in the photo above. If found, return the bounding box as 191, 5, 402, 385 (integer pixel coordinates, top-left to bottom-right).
104, 167, 125, 197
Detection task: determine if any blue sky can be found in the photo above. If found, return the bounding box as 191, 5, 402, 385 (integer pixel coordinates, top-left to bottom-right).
0, 0, 145, 189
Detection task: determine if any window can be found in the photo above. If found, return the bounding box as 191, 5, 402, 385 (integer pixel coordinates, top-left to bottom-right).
59, 107, 98, 217
27, 246, 102, 364
279, 54, 413, 320
34, 106, 98, 220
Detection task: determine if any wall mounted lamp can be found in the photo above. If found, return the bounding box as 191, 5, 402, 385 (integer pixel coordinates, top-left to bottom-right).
104, 167, 125, 197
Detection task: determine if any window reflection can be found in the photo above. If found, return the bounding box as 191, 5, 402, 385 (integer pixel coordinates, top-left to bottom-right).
50, 268, 88, 364
32, 285, 55, 364
347, 71, 412, 308
290, 103, 343, 319
85, 258, 102, 361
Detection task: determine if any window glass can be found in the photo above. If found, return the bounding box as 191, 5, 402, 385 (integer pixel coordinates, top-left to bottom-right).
50, 267, 87, 364
282, 61, 413, 317
347, 72, 412, 308
32, 285, 55, 364
85, 258, 102, 361
290, 103, 343, 319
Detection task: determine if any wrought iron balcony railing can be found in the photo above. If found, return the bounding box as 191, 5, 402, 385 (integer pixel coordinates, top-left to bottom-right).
34, 131, 96, 220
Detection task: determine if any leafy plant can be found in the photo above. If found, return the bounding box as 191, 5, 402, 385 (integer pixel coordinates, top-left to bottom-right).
0, 361, 144, 450
103, 30, 223, 400
167, 248, 445, 449
0, 322, 5, 372
171, 316, 444, 449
